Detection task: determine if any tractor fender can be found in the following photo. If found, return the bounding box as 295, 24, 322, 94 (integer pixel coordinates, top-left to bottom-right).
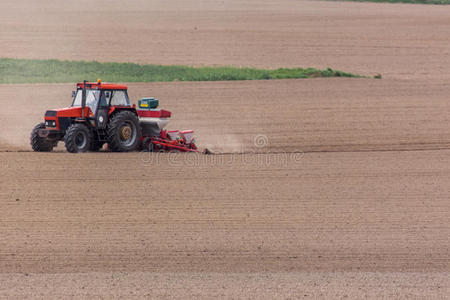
108, 106, 138, 118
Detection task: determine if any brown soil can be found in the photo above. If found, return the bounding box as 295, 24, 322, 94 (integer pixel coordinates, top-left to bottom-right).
1, 0, 450, 79
0, 0, 449, 298
2, 79, 450, 153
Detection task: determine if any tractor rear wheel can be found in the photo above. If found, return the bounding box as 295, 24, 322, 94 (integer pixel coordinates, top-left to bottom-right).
64, 123, 91, 153
107, 111, 141, 152
30, 122, 54, 152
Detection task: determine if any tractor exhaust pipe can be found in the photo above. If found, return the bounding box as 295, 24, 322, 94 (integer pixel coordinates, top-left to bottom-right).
81, 80, 87, 119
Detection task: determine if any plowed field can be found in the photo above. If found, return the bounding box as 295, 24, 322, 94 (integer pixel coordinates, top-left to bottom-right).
0, 0, 449, 298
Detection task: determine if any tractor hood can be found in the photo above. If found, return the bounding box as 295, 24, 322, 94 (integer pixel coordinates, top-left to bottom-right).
45, 107, 92, 118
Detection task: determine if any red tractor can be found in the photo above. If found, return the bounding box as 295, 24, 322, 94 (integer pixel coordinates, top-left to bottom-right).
31, 80, 209, 154
31, 80, 142, 153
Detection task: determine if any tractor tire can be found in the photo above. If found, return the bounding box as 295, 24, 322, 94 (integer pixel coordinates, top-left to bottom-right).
107, 111, 141, 152
64, 123, 91, 153
30, 122, 54, 152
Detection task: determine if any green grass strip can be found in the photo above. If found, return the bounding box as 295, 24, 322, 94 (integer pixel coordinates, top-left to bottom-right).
0, 58, 363, 84
326, 0, 450, 4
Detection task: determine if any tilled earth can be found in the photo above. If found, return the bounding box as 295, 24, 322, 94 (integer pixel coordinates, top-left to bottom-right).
1, 0, 450, 80
1, 0, 450, 299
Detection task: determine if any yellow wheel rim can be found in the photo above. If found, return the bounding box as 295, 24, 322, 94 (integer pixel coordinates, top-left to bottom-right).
121, 126, 132, 140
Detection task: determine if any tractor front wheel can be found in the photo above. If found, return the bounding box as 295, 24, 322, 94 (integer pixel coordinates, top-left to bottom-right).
107, 111, 141, 152
30, 122, 54, 152
64, 123, 91, 153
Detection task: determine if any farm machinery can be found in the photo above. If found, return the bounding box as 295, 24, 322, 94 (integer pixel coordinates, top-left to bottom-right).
30, 80, 209, 154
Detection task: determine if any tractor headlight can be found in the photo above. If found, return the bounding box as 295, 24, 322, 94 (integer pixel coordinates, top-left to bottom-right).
45, 120, 56, 127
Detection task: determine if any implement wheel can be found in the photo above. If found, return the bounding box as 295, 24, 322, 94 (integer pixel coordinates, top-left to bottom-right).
142, 137, 154, 152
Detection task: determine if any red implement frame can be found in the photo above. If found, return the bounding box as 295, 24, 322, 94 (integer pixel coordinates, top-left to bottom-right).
151, 138, 199, 152
141, 129, 210, 154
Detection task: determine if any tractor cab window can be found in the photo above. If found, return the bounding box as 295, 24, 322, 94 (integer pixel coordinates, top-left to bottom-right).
72, 89, 101, 113
110, 90, 130, 106
99, 91, 111, 108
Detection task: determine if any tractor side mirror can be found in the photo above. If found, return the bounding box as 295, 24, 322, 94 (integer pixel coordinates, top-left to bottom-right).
72, 91, 76, 98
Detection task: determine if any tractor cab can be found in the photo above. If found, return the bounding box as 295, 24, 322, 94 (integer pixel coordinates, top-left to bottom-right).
72, 82, 130, 108
71, 81, 132, 129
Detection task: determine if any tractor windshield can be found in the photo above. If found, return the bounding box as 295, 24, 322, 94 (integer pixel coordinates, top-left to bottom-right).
72, 89, 100, 113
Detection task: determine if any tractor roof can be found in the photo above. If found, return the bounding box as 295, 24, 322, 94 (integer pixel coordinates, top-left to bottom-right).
76, 82, 127, 90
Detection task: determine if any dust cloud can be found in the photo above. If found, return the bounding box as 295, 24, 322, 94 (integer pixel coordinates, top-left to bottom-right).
197, 133, 245, 154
